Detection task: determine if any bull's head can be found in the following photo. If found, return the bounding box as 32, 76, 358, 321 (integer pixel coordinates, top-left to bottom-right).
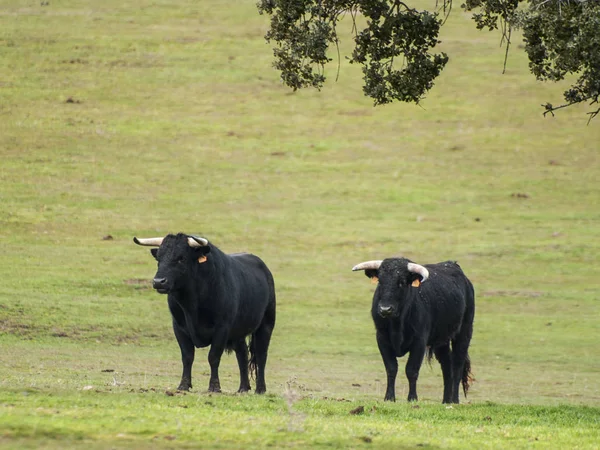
133, 233, 210, 294
352, 258, 429, 318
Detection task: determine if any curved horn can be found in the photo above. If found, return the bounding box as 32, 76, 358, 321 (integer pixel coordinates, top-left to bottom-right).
187, 235, 209, 247
133, 237, 164, 247
407, 262, 429, 282
352, 260, 383, 271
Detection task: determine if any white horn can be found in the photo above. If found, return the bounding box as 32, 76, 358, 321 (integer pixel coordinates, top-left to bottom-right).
187, 236, 209, 247
133, 237, 164, 247
352, 260, 383, 271
407, 262, 429, 282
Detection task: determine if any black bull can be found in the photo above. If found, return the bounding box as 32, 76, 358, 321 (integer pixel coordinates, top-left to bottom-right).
353, 258, 475, 404
134, 233, 276, 394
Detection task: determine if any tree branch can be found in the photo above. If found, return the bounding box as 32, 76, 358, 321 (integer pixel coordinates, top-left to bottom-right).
587, 107, 600, 125
501, 23, 511, 74
543, 95, 599, 124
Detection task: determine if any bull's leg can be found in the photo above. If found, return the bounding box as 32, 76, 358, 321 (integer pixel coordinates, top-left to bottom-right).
376, 331, 398, 402
173, 323, 195, 391
434, 344, 454, 404
233, 338, 251, 393
252, 302, 275, 394
451, 335, 472, 403
451, 308, 474, 403
207, 329, 228, 393
405, 342, 426, 402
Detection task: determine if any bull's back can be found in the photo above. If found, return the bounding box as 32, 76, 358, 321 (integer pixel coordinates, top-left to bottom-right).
228, 253, 274, 293
225, 253, 275, 333
424, 261, 473, 303
421, 262, 473, 344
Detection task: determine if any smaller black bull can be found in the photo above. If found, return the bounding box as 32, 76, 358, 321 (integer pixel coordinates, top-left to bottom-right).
134, 233, 276, 394
353, 258, 475, 403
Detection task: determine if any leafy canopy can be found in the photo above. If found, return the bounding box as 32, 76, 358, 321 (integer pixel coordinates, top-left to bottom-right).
258, 0, 600, 120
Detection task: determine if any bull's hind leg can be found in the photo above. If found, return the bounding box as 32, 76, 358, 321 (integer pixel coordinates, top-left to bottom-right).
251, 302, 275, 394
233, 338, 251, 393
451, 324, 473, 403
434, 344, 454, 404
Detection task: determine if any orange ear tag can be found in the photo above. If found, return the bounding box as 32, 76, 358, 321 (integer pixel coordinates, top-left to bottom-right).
411, 279, 421, 288
198, 256, 207, 264
371, 276, 379, 284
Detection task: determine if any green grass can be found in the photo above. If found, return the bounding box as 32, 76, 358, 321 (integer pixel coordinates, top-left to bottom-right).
1, 0, 599, 448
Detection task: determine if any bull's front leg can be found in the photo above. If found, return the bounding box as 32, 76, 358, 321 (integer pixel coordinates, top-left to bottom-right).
207, 328, 229, 393
405, 342, 426, 402
173, 322, 195, 391
376, 330, 398, 401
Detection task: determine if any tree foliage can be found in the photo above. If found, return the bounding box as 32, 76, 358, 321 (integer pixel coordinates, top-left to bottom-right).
258, 0, 600, 119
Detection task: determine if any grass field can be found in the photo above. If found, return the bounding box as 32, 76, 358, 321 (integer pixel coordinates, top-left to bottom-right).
1, 0, 599, 448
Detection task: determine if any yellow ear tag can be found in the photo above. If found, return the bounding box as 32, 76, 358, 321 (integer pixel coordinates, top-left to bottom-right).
411, 279, 421, 288
198, 256, 207, 264
371, 276, 379, 284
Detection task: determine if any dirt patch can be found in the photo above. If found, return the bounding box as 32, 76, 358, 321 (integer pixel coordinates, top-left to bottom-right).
0, 320, 38, 337
124, 278, 151, 289
480, 290, 544, 298
338, 110, 371, 117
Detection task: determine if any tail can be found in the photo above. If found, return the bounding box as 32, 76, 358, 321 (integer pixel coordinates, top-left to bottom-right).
462, 353, 474, 397
248, 335, 258, 381
461, 277, 475, 398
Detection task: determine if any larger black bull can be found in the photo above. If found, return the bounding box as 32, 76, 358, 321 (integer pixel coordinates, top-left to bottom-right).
353, 258, 475, 403
134, 233, 276, 394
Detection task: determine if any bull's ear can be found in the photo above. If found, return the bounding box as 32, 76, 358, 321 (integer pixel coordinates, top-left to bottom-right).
194, 246, 211, 264
365, 269, 379, 282
409, 272, 421, 287
193, 245, 211, 256
150, 248, 159, 260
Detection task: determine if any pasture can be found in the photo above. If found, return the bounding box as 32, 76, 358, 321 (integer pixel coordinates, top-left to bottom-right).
0, 0, 599, 448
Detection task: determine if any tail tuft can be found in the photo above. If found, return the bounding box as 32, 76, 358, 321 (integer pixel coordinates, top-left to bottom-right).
426, 346, 434, 366
248, 335, 258, 381
462, 354, 474, 397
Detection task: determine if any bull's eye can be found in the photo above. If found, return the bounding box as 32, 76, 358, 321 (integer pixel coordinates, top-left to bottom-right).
177, 257, 185, 264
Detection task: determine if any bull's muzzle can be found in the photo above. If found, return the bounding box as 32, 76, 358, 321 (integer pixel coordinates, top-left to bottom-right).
152, 277, 170, 294
378, 305, 395, 318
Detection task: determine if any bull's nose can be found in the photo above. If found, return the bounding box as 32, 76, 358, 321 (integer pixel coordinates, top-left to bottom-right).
379, 305, 393, 317
152, 277, 168, 289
